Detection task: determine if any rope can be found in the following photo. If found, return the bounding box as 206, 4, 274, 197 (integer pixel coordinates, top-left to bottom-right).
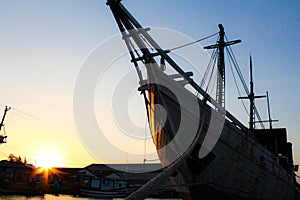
226, 49, 249, 116
2, 106, 79, 145
225, 41, 265, 129
143, 119, 147, 164
125, 98, 208, 200
170, 32, 218, 51
200, 48, 217, 88
225, 44, 249, 95
205, 49, 218, 93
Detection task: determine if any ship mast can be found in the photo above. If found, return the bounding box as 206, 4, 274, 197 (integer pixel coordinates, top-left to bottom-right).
204, 24, 241, 108
266, 91, 273, 129
255, 91, 278, 129
238, 56, 265, 130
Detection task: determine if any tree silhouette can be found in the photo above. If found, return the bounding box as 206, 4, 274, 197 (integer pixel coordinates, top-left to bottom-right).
8, 153, 26, 164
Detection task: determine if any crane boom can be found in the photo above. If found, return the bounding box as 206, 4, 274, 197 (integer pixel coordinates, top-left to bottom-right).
0, 105, 11, 144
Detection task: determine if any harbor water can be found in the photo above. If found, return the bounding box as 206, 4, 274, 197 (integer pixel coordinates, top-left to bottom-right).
0, 194, 182, 200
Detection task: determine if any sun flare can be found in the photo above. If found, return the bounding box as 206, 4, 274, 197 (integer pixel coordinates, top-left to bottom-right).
35, 148, 63, 168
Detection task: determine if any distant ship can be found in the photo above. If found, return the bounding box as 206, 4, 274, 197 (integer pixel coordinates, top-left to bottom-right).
106, 1, 300, 199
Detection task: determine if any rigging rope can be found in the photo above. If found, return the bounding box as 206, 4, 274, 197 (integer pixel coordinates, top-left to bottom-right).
164, 32, 265, 129
225, 43, 249, 94
200, 48, 217, 88
125, 98, 208, 200
196, 38, 218, 97
205, 49, 218, 92
224, 37, 265, 129
170, 32, 218, 51
208, 72, 217, 96
226, 49, 250, 116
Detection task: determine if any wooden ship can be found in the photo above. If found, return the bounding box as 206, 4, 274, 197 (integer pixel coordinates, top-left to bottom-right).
106, 1, 300, 199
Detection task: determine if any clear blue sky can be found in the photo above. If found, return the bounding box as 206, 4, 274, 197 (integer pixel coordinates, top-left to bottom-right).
0, 0, 299, 180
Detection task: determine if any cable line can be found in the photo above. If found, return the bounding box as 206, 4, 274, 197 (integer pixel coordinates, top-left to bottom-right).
170, 32, 218, 51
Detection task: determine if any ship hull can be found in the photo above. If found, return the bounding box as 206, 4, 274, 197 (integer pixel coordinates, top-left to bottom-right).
145, 66, 298, 200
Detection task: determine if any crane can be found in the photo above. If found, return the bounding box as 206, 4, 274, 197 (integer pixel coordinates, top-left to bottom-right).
0, 105, 11, 144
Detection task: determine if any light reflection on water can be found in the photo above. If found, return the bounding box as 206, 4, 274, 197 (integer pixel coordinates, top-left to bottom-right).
0, 194, 181, 200
0, 195, 101, 200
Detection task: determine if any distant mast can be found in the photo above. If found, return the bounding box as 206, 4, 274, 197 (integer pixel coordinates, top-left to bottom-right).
216, 24, 225, 108
204, 24, 241, 108
266, 91, 273, 129
249, 56, 255, 130
239, 56, 265, 130
260, 91, 278, 129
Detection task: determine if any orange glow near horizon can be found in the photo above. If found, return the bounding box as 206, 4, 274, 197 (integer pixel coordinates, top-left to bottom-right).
34, 148, 64, 168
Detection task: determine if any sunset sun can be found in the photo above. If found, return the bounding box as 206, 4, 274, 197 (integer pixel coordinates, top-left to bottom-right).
35, 148, 63, 168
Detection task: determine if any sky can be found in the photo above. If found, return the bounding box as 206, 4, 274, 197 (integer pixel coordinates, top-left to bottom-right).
0, 0, 299, 180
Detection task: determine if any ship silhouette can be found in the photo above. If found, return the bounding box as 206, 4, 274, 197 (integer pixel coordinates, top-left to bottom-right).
106, 1, 300, 199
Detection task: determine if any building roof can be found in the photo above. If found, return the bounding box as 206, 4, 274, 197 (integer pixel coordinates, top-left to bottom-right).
0, 160, 33, 169
85, 163, 163, 173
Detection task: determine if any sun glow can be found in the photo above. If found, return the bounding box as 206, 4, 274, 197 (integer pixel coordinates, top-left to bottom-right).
35, 148, 63, 168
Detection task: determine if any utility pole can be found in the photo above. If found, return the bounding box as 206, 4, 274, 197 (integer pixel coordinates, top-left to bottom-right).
0, 105, 11, 144
0, 106, 11, 131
